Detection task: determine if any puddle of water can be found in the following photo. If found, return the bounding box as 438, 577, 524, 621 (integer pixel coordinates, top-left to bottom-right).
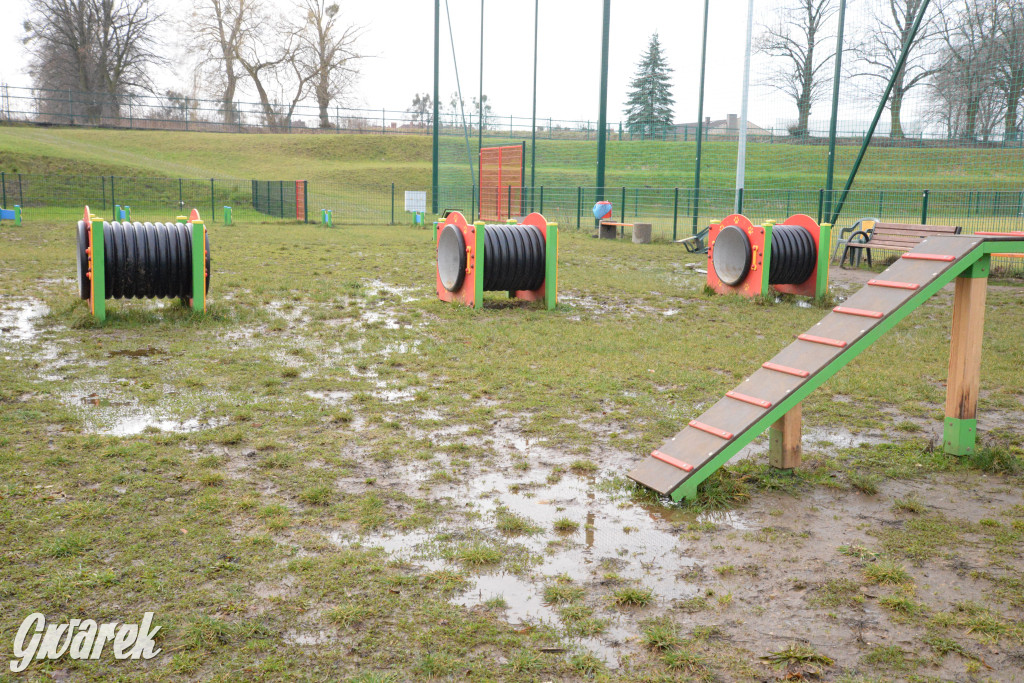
100, 415, 228, 436
107, 346, 165, 358
306, 390, 353, 404
376, 388, 415, 403
0, 300, 48, 343
365, 279, 420, 302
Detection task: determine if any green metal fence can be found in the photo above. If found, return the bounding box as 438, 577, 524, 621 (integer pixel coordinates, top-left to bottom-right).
5, 172, 1022, 269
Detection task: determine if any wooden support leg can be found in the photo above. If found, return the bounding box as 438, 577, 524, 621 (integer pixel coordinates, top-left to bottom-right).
769, 402, 802, 469
944, 261, 989, 456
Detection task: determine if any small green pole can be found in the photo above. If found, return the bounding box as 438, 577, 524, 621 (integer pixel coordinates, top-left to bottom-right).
14, 205, 22, 226
576, 186, 582, 229
191, 219, 206, 313
114, 205, 121, 221
672, 187, 679, 241
211, 179, 216, 223
1, 171, 6, 208
545, 223, 558, 310
224, 206, 232, 225
391, 183, 395, 225
539, 186, 544, 213
921, 189, 929, 224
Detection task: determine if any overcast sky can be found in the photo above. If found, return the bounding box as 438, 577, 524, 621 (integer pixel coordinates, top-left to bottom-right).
0, 0, 888, 129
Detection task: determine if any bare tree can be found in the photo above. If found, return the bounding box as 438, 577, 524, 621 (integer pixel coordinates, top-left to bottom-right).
757, 0, 838, 137
855, 0, 945, 138
993, 0, 1024, 138
291, 0, 361, 128
189, 0, 264, 125
933, 0, 999, 140
23, 0, 163, 124
407, 93, 433, 127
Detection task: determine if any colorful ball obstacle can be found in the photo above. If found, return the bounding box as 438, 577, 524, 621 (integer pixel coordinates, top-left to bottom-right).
76, 206, 210, 322
706, 213, 831, 300
435, 211, 557, 310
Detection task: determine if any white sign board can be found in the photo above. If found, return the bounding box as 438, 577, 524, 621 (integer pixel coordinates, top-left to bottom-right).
405, 191, 427, 213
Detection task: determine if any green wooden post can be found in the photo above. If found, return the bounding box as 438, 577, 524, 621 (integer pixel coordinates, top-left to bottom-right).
191, 220, 206, 313
92, 220, 106, 322
545, 223, 558, 310
816, 222, 832, 300
473, 221, 485, 310
760, 223, 774, 297
943, 255, 989, 455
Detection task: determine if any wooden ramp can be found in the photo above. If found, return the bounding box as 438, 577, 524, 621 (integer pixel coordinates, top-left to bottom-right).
628, 233, 1024, 502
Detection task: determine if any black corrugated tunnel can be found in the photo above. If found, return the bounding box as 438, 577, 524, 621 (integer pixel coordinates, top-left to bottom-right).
437, 223, 546, 293
77, 221, 211, 300
767, 224, 816, 285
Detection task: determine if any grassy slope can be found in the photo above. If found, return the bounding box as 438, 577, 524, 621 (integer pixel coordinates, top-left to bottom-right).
0, 126, 1020, 194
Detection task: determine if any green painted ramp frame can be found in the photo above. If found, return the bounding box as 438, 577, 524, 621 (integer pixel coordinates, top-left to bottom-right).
668, 238, 1024, 502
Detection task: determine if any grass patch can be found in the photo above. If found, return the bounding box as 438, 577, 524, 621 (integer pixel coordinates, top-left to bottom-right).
864, 558, 913, 586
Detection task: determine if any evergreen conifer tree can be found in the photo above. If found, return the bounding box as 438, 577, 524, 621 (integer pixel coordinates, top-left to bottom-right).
624, 33, 676, 138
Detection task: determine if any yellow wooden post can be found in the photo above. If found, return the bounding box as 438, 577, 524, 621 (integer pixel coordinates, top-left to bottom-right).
769, 402, 802, 469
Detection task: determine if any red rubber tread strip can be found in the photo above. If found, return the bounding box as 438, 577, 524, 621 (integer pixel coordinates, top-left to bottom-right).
725, 390, 772, 408
688, 420, 734, 440
868, 279, 920, 290
762, 362, 810, 378
833, 306, 883, 318
902, 253, 955, 262
798, 333, 848, 348
651, 450, 694, 472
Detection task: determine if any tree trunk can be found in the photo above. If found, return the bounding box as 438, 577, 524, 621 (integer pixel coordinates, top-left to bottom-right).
1005, 70, 1022, 139
889, 67, 906, 139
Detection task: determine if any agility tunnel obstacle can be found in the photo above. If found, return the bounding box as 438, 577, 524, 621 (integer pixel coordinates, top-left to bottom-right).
76, 206, 210, 323
629, 231, 1024, 501
706, 213, 831, 300
435, 211, 557, 310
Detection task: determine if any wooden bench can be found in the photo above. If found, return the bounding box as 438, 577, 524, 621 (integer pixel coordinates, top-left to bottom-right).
599, 221, 633, 239
839, 221, 961, 268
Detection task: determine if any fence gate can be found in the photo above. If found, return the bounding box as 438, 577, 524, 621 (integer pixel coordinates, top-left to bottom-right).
478, 144, 524, 222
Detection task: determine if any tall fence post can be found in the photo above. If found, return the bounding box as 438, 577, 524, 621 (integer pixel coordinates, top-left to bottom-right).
576, 186, 582, 229
111, 176, 116, 212
303, 180, 308, 223
817, 188, 824, 224
539, 186, 544, 213
178, 178, 183, 211
391, 182, 395, 225
672, 187, 679, 241
471, 184, 476, 221
211, 179, 215, 223
18, 174, 23, 209
921, 189, 929, 224
1, 172, 5, 209
620, 186, 626, 226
